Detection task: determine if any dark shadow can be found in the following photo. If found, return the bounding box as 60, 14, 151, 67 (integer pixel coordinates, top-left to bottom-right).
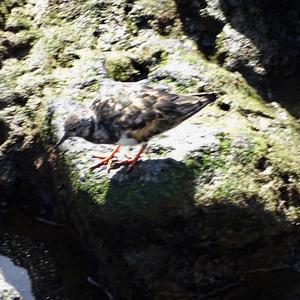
0, 213, 102, 300
175, 0, 224, 57
218, 0, 300, 73
218, 0, 300, 119
175, 0, 300, 118
0, 91, 28, 109
55, 153, 300, 300
207, 267, 300, 300
0, 123, 104, 299
104, 158, 195, 225
0, 119, 9, 146
1, 36, 34, 60
266, 73, 300, 119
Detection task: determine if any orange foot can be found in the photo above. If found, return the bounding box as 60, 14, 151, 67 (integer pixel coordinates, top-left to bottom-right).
91, 145, 121, 171
118, 144, 147, 172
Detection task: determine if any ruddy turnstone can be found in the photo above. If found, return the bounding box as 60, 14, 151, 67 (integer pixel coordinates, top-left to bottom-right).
56, 81, 216, 171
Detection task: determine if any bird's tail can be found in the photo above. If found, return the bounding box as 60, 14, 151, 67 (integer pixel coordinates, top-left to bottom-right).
176, 92, 217, 121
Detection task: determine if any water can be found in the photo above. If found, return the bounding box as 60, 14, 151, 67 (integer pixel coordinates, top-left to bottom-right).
0, 211, 101, 300
0, 255, 34, 300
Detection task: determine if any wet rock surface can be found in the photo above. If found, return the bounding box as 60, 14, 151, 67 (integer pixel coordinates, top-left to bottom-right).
0, 280, 23, 300
0, 213, 101, 300
0, 234, 61, 299
0, 0, 300, 299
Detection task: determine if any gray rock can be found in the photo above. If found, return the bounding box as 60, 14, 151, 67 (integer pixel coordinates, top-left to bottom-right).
0, 284, 22, 300
1, 0, 300, 299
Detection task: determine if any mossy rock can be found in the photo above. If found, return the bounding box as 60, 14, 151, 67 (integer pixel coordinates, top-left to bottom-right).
103, 46, 167, 81
0, 0, 26, 29
49, 50, 300, 297
1, 0, 300, 299
104, 51, 140, 81
4, 7, 32, 32
126, 0, 180, 35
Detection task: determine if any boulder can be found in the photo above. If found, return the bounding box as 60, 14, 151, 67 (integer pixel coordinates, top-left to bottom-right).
0, 0, 300, 298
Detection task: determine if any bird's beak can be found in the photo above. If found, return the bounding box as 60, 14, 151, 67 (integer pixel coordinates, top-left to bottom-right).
55, 134, 68, 148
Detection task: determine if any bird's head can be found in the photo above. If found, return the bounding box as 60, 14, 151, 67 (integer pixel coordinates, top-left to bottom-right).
55, 109, 94, 147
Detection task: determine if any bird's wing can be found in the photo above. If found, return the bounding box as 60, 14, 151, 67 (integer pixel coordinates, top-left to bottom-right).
92, 83, 215, 143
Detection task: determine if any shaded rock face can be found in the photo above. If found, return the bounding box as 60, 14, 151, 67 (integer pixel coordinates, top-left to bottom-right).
176, 0, 300, 118
0, 234, 61, 300
0, 0, 300, 299
176, 0, 300, 79
176, 0, 300, 119
0, 119, 9, 146
217, 0, 300, 75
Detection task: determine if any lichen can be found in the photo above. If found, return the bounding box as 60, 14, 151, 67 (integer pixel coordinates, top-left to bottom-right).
2, 0, 300, 298
212, 30, 227, 64
0, 0, 26, 29
104, 47, 168, 82
4, 6, 32, 31
69, 169, 110, 205
126, 0, 179, 36
104, 51, 139, 81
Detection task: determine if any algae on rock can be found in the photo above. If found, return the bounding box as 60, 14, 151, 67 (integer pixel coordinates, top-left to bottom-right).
1, 0, 300, 299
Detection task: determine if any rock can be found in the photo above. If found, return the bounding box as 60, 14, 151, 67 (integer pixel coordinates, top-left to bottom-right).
126, 0, 179, 35
214, 24, 266, 78
0, 283, 22, 300
0, 90, 28, 109
104, 51, 141, 82
177, 0, 300, 113
0, 234, 64, 300
0, 0, 300, 299
104, 46, 167, 81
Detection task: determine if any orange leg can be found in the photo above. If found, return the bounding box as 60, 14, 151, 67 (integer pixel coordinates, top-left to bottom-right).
119, 144, 147, 171
91, 145, 121, 171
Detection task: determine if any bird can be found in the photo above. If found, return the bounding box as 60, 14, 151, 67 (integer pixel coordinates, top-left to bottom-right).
55, 80, 216, 171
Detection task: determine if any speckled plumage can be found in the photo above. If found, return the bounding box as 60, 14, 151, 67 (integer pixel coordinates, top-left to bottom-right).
57, 81, 216, 148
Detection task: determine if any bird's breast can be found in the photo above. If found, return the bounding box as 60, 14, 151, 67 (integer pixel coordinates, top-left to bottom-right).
116, 131, 139, 146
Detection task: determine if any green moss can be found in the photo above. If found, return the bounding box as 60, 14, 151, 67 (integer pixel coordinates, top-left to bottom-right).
126, 18, 139, 35
155, 77, 199, 94
5, 7, 32, 31
211, 31, 227, 63
0, 64, 27, 88
177, 48, 202, 65
185, 134, 231, 179
134, 46, 168, 68
185, 150, 225, 184
266, 130, 300, 176
213, 179, 238, 200
44, 0, 81, 24
126, 0, 178, 35
0, 0, 26, 29
102, 163, 193, 219
38, 109, 56, 145
104, 52, 139, 81
141, 0, 176, 16
176, 78, 199, 93
43, 32, 77, 67
206, 65, 263, 105
62, 157, 194, 221
0, 16, 4, 28
217, 133, 231, 155
236, 148, 256, 165
71, 170, 110, 205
